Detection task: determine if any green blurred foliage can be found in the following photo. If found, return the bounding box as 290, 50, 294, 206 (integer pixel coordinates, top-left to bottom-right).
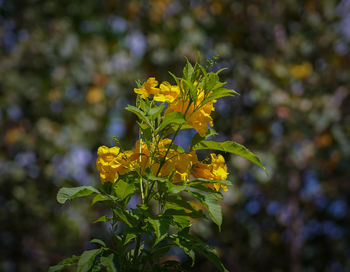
0, 0, 349, 271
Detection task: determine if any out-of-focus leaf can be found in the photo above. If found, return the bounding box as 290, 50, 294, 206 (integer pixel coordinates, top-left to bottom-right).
77, 249, 103, 272
57, 186, 100, 204
100, 254, 117, 272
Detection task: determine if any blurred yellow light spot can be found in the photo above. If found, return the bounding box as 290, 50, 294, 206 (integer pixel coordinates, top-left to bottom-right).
289, 62, 313, 79
48, 89, 61, 102
4, 127, 24, 146
86, 87, 104, 104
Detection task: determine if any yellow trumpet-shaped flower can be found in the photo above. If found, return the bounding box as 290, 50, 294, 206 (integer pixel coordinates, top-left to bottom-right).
154, 81, 181, 103
134, 77, 160, 99
165, 89, 216, 137
96, 146, 122, 183
192, 153, 228, 191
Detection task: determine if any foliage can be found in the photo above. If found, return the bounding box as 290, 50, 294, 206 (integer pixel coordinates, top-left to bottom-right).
50, 58, 264, 271
1, 0, 350, 271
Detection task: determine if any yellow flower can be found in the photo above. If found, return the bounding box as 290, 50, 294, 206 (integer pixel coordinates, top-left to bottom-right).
134, 77, 160, 99
96, 146, 122, 183
154, 81, 180, 103
165, 89, 216, 137
192, 153, 228, 191
289, 62, 313, 79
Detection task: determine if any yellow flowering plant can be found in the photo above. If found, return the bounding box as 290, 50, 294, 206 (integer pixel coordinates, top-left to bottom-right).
50, 56, 266, 272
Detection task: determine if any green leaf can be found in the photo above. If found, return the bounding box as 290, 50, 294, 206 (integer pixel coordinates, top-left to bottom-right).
171, 236, 195, 266
166, 195, 198, 212
216, 67, 228, 75
167, 181, 186, 194
200, 88, 237, 107
157, 111, 186, 133
176, 231, 228, 272
114, 180, 136, 201
190, 129, 218, 149
148, 103, 165, 119
126, 105, 153, 129
187, 184, 224, 200
48, 255, 79, 272
147, 217, 170, 246
182, 78, 197, 102
183, 59, 194, 81
173, 215, 191, 229
93, 215, 112, 224
195, 245, 228, 272
90, 238, 106, 247
189, 192, 222, 230
139, 123, 152, 144
113, 207, 133, 227
77, 249, 103, 272
192, 140, 267, 174
163, 143, 185, 153
187, 178, 232, 187
123, 232, 137, 246
91, 194, 112, 205
100, 254, 117, 272
57, 186, 100, 204
204, 72, 220, 92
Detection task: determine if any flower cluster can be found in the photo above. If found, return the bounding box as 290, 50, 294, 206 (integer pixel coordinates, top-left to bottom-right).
96, 76, 229, 191
134, 77, 216, 137
96, 140, 228, 191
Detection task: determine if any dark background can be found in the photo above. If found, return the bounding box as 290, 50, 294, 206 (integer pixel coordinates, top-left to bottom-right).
1, 0, 350, 271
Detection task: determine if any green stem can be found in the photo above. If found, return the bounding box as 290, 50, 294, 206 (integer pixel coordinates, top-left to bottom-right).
145, 101, 192, 203
133, 234, 141, 264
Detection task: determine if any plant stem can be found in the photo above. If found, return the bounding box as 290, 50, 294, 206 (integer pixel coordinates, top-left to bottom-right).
133, 234, 141, 264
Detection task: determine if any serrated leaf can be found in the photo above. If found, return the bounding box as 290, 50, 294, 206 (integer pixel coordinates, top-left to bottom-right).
183, 59, 194, 81
147, 218, 170, 246
77, 249, 102, 272
113, 207, 133, 227
173, 215, 191, 229
123, 232, 137, 246
57, 186, 100, 204
192, 140, 267, 174
100, 254, 117, 272
148, 103, 165, 119
171, 236, 195, 266
157, 112, 186, 133
114, 180, 136, 201
126, 105, 153, 129
189, 192, 222, 230
190, 129, 218, 149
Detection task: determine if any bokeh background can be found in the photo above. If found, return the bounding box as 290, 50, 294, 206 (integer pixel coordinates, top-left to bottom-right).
1, 0, 350, 271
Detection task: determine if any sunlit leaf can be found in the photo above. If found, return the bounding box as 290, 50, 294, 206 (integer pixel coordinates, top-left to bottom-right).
192, 140, 267, 174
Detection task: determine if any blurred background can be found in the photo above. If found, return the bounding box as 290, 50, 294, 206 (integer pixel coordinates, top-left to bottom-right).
1, 0, 350, 271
